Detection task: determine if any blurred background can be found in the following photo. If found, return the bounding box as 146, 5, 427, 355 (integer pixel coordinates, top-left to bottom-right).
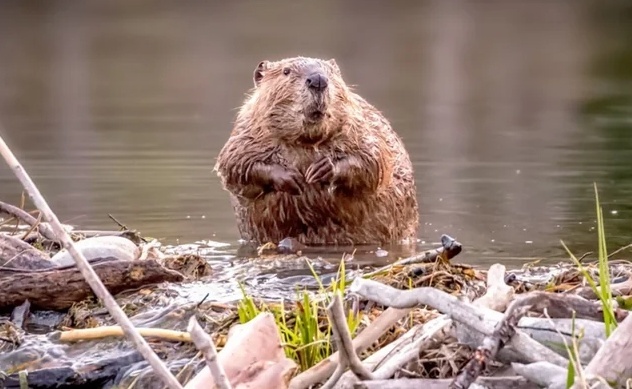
0, 0, 631, 266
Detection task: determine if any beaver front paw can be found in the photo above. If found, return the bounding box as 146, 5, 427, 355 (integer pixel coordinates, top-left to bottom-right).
305, 156, 335, 184
269, 165, 304, 195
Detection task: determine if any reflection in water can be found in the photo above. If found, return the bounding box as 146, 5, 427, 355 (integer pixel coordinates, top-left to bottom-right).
0, 0, 631, 267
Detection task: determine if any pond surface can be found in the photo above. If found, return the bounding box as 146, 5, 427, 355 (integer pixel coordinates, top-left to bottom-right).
1, 0, 632, 269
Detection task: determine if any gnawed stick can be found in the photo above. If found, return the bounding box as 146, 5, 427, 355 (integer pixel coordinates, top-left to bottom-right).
0, 131, 184, 389
50, 326, 195, 343
349, 277, 569, 367
187, 316, 232, 389
289, 307, 412, 389
321, 294, 374, 389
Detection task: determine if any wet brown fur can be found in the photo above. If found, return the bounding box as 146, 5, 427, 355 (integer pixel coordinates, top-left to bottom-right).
214, 56, 419, 246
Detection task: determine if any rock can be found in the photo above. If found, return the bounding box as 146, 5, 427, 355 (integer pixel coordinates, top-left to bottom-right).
51, 236, 139, 267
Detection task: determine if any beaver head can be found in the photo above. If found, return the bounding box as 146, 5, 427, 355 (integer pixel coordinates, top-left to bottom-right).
239, 56, 349, 144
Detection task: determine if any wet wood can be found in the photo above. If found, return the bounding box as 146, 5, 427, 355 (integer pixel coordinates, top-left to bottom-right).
1, 351, 145, 389
0, 233, 54, 269
0, 258, 184, 310
187, 316, 232, 389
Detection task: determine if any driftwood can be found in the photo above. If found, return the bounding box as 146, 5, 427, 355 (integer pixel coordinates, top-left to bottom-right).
333, 322, 427, 389
0, 200, 57, 242
321, 294, 374, 389
288, 307, 413, 389
187, 316, 232, 389
517, 317, 606, 364
0, 258, 184, 310
369, 315, 452, 380
353, 376, 538, 389
0, 350, 145, 388
327, 263, 516, 389
522, 290, 628, 323
571, 311, 632, 388
473, 264, 514, 312
349, 278, 568, 368
449, 294, 533, 388
0, 233, 53, 269
511, 362, 568, 389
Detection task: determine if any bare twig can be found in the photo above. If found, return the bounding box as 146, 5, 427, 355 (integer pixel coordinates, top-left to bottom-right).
0, 200, 56, 241
608, 243, 632, 259
322, 293, 374, 389
0, 131, 184, 389
289, 307, 412, 389
187, 316, 232, 389
333, 323, 425, 389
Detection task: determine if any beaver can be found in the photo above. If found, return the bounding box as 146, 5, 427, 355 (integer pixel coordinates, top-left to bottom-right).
214, 56, 419, 246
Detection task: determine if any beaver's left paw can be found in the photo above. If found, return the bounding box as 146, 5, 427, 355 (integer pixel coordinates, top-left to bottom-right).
305, 156, 335, 184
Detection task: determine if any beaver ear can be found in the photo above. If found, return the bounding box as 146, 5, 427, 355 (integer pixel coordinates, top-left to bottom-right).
253, 60, 269, 87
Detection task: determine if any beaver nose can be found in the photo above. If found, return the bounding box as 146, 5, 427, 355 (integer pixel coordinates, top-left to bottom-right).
306, 73, 328, 92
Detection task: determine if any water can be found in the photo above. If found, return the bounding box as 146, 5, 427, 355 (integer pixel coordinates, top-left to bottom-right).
1, 0, 632, 268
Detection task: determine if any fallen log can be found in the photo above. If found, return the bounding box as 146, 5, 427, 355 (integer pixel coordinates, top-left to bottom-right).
0, 258, 184, 310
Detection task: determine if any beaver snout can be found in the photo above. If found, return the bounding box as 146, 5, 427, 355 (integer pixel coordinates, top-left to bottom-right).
306, 73, 328, 92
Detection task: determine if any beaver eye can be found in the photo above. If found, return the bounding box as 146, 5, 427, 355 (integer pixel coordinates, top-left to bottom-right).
283, 67, 291, 76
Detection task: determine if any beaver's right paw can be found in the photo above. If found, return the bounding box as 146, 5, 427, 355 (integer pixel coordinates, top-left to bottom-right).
269, 165, 304, 195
